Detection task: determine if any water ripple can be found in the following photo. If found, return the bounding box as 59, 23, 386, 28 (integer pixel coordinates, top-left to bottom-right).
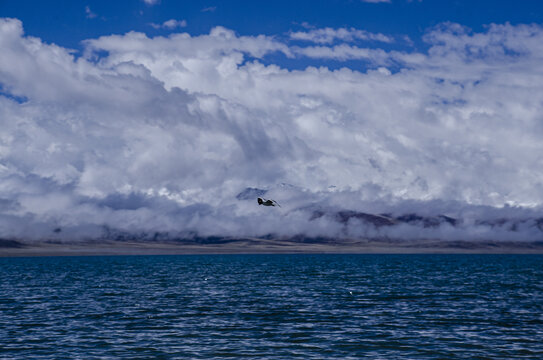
0, 254, 542, 358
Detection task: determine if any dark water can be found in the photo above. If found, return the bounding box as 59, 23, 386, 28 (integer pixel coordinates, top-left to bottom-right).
1, 254, 542, 359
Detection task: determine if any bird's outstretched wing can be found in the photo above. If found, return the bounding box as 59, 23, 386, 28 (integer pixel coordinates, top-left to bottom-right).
257, 197, 281, 207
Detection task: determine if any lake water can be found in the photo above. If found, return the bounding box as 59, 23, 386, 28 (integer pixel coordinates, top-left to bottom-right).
1, 254, 542, 359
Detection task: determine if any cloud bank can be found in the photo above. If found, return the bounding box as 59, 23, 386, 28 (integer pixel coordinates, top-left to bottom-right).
1, 18, 543, 242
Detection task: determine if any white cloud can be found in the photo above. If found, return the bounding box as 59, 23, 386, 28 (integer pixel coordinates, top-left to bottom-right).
163, 19, 187, 29
85, 6, 97, 19
292, 44, 388, 62
150, 19, 187, 30
362, 0, 392, 3
290, 27, 393, 44
2, 18, 543, 241
292, 44, 426, 64
143, 0, 160, 5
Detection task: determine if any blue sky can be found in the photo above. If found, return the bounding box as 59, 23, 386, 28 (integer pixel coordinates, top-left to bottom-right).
2, 1, 543, 241
3, 0, 543, 55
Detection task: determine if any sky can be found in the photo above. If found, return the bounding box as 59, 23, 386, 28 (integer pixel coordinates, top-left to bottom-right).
2, 0, 543, 241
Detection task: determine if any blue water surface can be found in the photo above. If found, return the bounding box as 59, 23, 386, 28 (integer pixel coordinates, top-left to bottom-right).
1, 254, 542, 359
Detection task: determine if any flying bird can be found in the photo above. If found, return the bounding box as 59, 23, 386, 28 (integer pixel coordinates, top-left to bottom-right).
257, 197, 280, 207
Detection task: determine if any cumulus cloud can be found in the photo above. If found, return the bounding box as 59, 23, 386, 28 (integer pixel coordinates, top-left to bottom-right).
2, 18, 543, 241
290, 27, 393, 44
150, 19, 187, 30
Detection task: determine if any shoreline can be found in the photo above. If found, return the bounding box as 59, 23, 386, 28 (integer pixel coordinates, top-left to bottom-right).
2, 238, 543, 257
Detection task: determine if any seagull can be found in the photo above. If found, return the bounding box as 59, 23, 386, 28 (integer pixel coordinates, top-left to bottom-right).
257, 197, 281, 207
